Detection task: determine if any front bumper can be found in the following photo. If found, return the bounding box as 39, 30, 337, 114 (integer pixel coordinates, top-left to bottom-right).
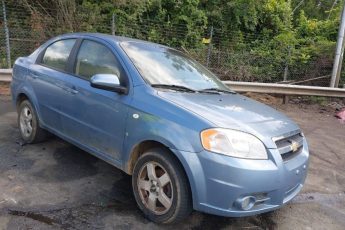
171, 138, 309, 217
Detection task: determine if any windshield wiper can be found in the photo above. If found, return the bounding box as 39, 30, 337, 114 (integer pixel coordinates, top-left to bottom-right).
151, 84, 196, 93
198, 87, 236, 94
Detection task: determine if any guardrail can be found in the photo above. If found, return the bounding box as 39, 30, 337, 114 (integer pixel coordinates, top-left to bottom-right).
1, 69, 345, 97
224, 81, 345, 98
0, 69, 12, 82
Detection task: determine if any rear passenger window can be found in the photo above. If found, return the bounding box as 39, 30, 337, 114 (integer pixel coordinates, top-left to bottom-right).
42, 39, 76, 71
75, 40, 124, 82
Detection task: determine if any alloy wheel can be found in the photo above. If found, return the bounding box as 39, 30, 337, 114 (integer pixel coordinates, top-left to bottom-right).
19, 105, 33, 138
137, 161, 173, 215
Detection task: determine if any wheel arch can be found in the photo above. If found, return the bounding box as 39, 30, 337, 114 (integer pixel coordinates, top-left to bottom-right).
15, 89, 43, 126
126, 140, 174, 175
16, 93, 30, 111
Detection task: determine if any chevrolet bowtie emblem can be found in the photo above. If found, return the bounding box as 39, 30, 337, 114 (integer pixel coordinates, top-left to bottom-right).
291, 141, 299, 152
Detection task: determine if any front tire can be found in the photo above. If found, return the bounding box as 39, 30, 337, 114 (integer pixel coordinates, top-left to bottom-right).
132, 148, 192, 224
18, 100, 47, 143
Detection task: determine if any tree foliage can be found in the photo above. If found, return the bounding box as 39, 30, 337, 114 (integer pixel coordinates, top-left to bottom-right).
3, 0, 345, 85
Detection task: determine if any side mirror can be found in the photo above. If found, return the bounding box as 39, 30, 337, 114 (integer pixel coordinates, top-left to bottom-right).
90, 74, 127, 94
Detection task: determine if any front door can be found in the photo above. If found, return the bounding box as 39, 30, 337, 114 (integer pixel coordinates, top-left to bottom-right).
60, 39, 131, 161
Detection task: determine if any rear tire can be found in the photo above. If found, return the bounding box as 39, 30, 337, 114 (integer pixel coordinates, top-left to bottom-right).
18, 100, 48, 143
132, 148, 192, 224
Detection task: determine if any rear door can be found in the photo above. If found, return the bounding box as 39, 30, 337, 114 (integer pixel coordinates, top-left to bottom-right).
29, 38, 77, 132
59, 38, 131, 161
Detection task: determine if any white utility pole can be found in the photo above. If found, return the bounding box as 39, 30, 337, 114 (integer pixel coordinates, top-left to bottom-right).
330, 3, 345, 88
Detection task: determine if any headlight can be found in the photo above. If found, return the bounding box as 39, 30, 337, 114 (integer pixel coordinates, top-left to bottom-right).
200, 128, 267, 159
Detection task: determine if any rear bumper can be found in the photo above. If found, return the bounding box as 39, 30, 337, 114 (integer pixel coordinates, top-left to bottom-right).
171, 138, 309, 217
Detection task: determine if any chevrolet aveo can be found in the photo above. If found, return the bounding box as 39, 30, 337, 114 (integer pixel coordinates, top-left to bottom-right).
11, 33, 309, 223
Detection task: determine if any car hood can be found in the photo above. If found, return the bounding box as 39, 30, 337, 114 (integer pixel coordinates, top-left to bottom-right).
158, 92, 300, 148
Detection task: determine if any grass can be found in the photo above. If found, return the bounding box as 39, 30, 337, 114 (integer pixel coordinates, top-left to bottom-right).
309, 96, 328, 106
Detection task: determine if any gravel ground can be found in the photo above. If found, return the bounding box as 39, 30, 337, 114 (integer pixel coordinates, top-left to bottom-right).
0, 91, 345, 230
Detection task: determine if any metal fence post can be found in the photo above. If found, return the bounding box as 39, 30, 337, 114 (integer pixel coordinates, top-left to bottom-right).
283, 46, 291, 104
206, 26, 213, 67
111, 13, 116, 35
2, 0, 11, 68
283, 46, 291, 82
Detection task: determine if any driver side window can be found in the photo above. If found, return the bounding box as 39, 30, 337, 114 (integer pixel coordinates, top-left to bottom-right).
75, 40, 125, 83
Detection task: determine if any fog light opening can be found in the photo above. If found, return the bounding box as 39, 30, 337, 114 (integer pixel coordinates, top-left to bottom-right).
236, 196, 256, 211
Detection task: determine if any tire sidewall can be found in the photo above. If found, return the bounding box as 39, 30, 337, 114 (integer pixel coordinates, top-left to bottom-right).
18, 100, 39, 143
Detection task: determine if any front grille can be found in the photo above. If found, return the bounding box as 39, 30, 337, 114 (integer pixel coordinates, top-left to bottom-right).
273, 131, 304, 161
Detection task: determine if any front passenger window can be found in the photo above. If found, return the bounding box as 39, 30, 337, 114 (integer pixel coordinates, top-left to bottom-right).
75, 40, 124, 82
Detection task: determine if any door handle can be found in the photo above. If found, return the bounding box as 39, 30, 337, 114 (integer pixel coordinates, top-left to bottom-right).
57, 83, 78, 95
70, 88, 79, 95
67, 86, 79, 95
70, 86, 78, 94
30, 73, 39, 79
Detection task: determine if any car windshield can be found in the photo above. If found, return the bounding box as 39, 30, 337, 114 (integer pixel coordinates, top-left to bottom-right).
120, 42, 229, 91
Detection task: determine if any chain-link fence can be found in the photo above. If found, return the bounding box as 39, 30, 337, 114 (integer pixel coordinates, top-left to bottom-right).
0, 1, 342, 87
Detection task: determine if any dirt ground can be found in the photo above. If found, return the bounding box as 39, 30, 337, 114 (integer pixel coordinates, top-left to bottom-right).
0, 84, 345, 229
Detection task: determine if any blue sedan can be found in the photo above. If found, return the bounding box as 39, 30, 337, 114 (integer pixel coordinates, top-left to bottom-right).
11, 33, 309, 223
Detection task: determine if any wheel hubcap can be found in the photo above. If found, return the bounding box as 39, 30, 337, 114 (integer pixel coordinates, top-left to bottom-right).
137, 161, 173, 215
19, 106, 33, 138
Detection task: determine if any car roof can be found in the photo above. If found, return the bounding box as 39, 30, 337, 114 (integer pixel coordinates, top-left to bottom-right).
56, 32, 164, 47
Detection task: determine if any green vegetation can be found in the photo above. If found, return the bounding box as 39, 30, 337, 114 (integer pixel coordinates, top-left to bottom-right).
2, 0, 345, 85
309, 96, 328, 106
